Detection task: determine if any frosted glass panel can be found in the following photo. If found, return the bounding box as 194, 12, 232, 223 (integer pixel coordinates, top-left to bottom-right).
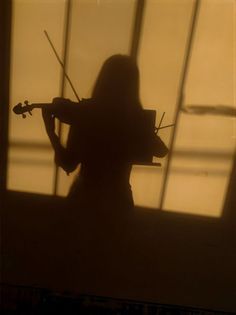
8, 143, 54, 194
185, 0, 235, 105
131, 0, 194, 208
8, 0, 66, 193
164, 115, 235, 217
163, 0, 236, 217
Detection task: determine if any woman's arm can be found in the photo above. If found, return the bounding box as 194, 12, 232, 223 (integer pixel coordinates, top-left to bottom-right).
42, 108, 78, 173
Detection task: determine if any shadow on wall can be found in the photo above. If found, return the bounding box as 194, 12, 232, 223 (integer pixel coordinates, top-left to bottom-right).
3, 55, 236, 313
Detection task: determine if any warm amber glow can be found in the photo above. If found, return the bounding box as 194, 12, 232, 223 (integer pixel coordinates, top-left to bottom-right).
8, 0, 236, 217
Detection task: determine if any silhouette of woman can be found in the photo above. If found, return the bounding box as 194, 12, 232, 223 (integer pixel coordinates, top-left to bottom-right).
42, 55, 168, 209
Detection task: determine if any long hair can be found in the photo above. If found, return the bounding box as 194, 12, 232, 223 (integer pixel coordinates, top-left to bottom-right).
92, 55, 142, 109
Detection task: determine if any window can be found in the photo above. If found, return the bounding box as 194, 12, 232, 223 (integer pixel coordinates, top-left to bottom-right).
8, 0, 236, 217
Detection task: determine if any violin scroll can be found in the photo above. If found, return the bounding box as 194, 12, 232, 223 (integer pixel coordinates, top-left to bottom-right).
13, 100, 33, 118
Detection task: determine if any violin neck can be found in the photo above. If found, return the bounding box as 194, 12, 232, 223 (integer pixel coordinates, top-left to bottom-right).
30, 103, 51, 110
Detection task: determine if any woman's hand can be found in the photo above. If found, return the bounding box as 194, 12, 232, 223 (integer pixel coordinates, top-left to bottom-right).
41, 107, 55, 136
41, 99, 79, 174
50, 97, 81, 124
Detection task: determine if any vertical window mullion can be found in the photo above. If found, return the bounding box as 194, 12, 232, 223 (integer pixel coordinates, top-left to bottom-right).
0, 0, 11, 199
53, 0, 72, 195
130, 0, 146, 61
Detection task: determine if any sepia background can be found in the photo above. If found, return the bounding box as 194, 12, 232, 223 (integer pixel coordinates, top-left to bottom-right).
8, 0, 236, 217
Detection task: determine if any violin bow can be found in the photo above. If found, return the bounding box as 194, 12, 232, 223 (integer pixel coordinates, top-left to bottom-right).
44, 30, 80, 102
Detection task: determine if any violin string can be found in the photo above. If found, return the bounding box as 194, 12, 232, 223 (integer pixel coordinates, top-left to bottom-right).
157, 112, 165, 130
158, 123, 175, 130
44, 30, 80, 102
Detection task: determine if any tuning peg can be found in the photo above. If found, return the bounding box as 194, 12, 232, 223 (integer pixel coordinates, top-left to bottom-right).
24, 100, 29, 105
29, 110, 32, 116
22, 113, 26, 119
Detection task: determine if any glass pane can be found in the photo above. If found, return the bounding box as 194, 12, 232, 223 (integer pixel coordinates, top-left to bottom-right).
8, 0, 66, 194
163, 0, 236, 217
132, 0, 194, 208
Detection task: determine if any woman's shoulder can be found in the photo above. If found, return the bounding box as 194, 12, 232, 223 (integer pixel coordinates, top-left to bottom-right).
78, 98, 101, 115
80, 98, 96, 106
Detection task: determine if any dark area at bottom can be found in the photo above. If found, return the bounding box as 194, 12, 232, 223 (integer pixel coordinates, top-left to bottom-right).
1, 283, 234, 315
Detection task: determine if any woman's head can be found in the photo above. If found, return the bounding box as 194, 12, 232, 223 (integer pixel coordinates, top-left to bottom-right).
92, 55, 141, 109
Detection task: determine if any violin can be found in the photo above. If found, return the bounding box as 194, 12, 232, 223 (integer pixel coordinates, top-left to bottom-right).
13, 99, 175, 135
13, 98, 86, 125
